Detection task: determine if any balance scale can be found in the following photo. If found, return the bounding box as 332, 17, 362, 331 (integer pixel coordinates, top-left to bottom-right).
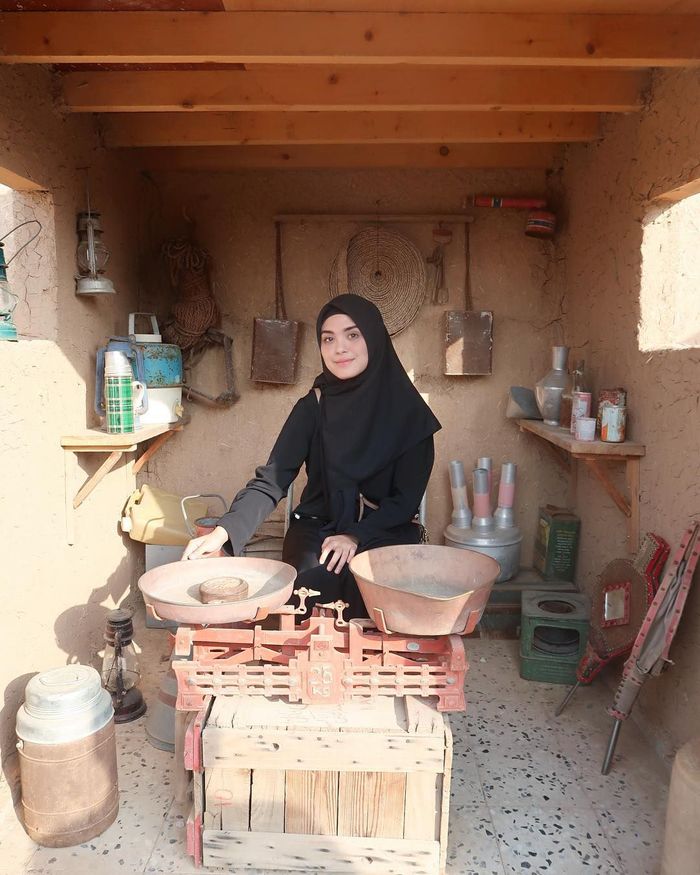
139, 547, 500, 715
138, 547, 499, 869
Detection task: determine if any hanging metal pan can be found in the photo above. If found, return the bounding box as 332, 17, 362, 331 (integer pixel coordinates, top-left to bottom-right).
251, 222, 300, 384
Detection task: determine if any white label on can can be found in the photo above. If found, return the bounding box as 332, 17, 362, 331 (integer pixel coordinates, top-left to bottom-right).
601, 406, 626, 442
570, 392, 592, 434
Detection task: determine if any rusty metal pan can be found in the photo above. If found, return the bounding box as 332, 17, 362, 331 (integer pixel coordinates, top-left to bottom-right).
138, 556, 297, 625
350, 544, 500, 636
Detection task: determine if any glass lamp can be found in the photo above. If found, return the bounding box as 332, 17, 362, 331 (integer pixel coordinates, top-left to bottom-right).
76, 211, 116, 296
101, 609, 146, 723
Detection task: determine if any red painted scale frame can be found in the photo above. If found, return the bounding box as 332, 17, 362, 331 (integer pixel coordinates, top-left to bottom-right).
173, 608, 468, 713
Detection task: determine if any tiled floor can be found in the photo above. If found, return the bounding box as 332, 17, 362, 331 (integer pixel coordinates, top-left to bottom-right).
1, 635, 671, 875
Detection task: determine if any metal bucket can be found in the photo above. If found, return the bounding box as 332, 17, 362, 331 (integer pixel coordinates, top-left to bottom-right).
16, 666, 118, 847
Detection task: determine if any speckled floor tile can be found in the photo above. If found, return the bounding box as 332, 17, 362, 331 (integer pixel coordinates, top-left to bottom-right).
448, 752, 484, 804
143, 803, 195, 874
4, 638, 670, 875
0, 781, 37, 875
489, 805, 623, 874
446, 802, 505, 874
459, 701, 561, 760
478, 746, 591, 808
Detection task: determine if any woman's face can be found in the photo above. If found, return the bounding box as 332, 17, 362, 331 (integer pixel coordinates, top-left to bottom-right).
319, 313, 369, 380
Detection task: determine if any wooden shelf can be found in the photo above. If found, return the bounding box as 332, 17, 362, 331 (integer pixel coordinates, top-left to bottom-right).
61, 419, 186, 544
518, 419, 645, 554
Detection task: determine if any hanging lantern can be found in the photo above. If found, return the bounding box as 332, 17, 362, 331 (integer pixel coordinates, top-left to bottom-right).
101, 609, 146, 723
0, 219, 42, 342
76, 211, 116, 296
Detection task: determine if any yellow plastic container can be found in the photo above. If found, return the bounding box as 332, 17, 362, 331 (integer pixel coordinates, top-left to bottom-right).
121, 485, 210, 546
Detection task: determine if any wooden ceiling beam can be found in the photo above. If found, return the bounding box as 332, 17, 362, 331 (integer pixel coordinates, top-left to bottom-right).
129, 143, 559, 169
1, 11, 699, 67
100, 110, 600, 147
61, 68, 645, 113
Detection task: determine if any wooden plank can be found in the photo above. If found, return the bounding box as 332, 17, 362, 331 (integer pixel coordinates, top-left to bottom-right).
204, 766, 251, 829
221, 1, 700, 12
228, 692, 405, 732
202, 830, 440, 873
132, 429, 176, 474
203, 725, 446, 771
625, 457, 641, 554
438, 719, 453, 875
3, 12, 699, 67
518, 418, 645, 457
275, 213, 475, 223
404, 773, 441, 841
583, 459, 631, 517
337, 772, 406, 838
61, 420, 182, 449
250, 769, 285, 833
129, 143, 558, 170
72, 450, 122, 509
285, 771, 339, 835
60, 68, 645, 113
174, 710, 191, 805
101, 110, 600, 147
63, 450, 76, 546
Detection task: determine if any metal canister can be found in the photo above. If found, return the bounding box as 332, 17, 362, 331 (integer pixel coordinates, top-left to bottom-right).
16, 666, 118, 847
597, 388, 627, 431
570, 391, 592, 434
601, 405, 627, 442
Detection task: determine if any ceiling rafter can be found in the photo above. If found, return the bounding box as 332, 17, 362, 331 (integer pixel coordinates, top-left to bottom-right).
100, 110, 600, 146
1, 11, 699, 67
60, 67, 646, 113
130, 143, 559, 169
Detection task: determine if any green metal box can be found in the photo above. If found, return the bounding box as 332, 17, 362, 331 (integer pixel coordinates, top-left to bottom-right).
533, 506, 580, 582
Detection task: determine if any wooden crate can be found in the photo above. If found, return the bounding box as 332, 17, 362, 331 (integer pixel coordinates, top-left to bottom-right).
198, 695, 452, 874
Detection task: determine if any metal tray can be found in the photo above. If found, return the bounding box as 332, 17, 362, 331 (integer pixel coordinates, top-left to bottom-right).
138, 556, 297, 625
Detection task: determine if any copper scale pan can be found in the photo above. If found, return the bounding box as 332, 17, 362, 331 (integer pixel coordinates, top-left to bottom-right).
138, 556, 297, 625
350, 544, 500, 636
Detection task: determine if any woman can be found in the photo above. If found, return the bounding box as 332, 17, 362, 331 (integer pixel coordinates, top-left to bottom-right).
183, 294, 441, 618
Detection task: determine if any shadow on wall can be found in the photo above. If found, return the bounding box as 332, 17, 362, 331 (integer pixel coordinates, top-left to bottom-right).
0, 551, 142, 811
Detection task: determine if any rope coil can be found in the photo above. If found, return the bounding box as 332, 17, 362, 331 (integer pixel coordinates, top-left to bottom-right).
328, 226, 426, 336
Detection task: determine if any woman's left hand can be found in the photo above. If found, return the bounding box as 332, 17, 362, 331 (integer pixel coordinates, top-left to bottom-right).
320, 534, 359, 575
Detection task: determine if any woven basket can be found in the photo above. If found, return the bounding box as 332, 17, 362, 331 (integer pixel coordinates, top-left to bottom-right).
329, 227, 426, 336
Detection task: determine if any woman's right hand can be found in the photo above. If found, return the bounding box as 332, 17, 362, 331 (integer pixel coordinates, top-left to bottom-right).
182, 525, 229, 560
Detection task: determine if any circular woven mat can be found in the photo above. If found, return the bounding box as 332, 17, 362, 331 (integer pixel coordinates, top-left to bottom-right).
328, 227, 426, 335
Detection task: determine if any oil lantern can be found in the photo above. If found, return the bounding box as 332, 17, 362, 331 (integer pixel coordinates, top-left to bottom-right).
101, 609, 146, 723
76, 211, 115, 296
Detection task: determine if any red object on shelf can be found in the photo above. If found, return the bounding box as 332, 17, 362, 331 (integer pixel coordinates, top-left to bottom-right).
173, 608, 468, 713
472, 195, 548, 209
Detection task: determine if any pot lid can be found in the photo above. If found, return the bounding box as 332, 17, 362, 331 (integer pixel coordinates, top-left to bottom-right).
444, 524, 523, 548
23, 666, 105, 719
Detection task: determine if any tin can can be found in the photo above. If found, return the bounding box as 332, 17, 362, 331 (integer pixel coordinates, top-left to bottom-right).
597, 388, 627, 431
570, 391, 592, 434
601, 405, 627, 442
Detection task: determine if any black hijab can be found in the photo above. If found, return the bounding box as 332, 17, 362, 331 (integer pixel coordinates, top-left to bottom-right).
313, 294, 441, 533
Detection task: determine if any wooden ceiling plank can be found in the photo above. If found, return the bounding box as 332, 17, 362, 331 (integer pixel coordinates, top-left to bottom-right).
221, 2, 700, 11
101, 110, 600, 146
1, 11, 699, 67
129, 142, 559, 169
61, 68, 645, 112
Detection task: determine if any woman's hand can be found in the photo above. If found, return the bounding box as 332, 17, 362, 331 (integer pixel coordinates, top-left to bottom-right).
182, 526, 229, 560
320, 534, 359, 575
